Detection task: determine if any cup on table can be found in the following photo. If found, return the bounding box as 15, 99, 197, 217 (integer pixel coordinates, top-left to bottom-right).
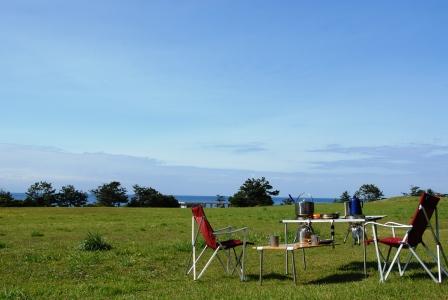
270, 235, 279, 247
311, 234, 319, 246
344, 201, 350, 217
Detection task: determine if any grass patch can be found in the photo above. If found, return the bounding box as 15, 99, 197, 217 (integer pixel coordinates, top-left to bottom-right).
0, 198, 447, 299
0, 241, 6, 249
1, 287, 30, 300
31, 230, 44, 237
79, 232, 112, 251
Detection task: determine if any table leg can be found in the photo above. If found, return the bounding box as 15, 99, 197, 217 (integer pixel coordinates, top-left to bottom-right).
291, 250, 297, 285
284, 223, 288, 275
331, 221, 335, 249
363, 225, 367, 276
302, 248, 306, 270
343, 225, 351, 244
259, 249, 263, 285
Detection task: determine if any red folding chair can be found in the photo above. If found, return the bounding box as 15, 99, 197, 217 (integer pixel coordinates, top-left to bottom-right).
365, 193, 448, 283
186, 205, 251, 281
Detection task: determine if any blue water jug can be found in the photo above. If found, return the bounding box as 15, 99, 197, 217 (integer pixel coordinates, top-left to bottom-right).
349, 196, 363, 216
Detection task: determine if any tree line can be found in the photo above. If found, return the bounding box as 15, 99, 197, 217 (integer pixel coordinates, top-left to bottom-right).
1, 178, 445, 208
0, 181, 179, 207
334, 184, 446, 203
0, 177, 280, 208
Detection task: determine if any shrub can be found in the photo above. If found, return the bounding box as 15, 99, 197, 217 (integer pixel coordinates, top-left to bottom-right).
79, 232, 112, 251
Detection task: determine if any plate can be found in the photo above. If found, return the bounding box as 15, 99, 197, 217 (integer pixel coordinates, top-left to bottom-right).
297, 214, 312, 219
321, 213, 339, 219
319, 239, 333, 245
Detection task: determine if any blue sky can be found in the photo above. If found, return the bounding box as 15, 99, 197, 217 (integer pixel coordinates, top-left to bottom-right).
1, 1, 447, 196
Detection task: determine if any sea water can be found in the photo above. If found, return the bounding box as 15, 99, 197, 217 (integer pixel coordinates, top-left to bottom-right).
12, 193, 335, 205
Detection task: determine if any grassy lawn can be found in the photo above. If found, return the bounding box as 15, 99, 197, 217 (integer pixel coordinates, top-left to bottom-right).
1, 196, 447, 299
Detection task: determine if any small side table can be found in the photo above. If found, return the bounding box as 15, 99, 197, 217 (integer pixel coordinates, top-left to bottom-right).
253, 242, 330, 285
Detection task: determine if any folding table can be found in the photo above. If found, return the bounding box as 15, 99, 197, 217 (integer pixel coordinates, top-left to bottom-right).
281, 215, 385, 276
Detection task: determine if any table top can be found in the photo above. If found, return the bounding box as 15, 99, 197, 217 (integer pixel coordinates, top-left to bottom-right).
253, 242, 334, 251
281, 215, 386, 224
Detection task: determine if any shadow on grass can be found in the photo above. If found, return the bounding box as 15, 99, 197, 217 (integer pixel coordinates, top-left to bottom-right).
245, 272, 293, 282
307, 272, 366, 284
337, 260, 436, 272
337, 261, 378, 272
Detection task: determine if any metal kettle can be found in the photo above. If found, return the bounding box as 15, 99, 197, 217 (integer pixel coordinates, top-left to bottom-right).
349, 195, 363, 216
296, 223, 314, 244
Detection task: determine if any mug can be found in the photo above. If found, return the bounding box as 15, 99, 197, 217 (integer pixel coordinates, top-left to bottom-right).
344, 201, 350, 216
270, 235, 279, 247
311, 234, 319, 246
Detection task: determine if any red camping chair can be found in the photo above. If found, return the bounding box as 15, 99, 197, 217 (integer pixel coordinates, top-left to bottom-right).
186, 205, 251, 281
365, 193, 448, 283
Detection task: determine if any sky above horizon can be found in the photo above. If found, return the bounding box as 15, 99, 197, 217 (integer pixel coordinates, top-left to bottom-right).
1, 1, 447, 196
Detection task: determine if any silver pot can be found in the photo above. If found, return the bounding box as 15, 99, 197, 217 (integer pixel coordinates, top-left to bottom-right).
295, 201, 314, 217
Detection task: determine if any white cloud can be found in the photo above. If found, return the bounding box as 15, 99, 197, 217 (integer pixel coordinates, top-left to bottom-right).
0, 143, 447, 197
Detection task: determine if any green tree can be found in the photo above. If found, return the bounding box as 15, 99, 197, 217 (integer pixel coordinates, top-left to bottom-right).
408, 185, 425, 196
334, 191, 351, 203
24, 181, 57, 206
216, 194, 226, 208
229, 177, 279, 207
0, 189, 15, 207
57, 185, 88, 207
282, 197, 294, 205
91, 181, 128, 207
128, 185, 179, 207
355, 184, 384, 202
426, 188, 435, 196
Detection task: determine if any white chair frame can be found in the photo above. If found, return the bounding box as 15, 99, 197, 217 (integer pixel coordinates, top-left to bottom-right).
365, 205, 448, 283
186, 216, 248, 281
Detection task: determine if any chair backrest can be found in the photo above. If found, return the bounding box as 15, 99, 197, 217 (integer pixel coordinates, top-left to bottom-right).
192, 205, 218, 249
407, 193, 440, 246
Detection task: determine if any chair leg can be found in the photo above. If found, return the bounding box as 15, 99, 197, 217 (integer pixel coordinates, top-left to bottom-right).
398, 251, 413, 276
241, 242, 247, 281
230, 248, 242, 275
197, 247, 221, 280
187, 246, 208, 275
384, 244, 404, 281
372, 227, 385, 282
224, 246, 248, 281
216, 252, 227, 272
382, 246, 392, 274
226, 249, 230, 273
437, 245, 442, 283
408, 247, 439, 283
185, 250, 193, 275
440, 244, 448, 270
421, 243, 448, 279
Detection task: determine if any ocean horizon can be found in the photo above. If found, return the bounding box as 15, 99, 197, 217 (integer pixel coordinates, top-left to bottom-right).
11, 193, 335, 205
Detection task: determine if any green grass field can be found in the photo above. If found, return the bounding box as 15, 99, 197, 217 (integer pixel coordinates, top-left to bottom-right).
1, 196, 447, 299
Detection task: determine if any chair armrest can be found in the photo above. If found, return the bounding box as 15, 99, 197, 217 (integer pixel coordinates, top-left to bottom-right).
214, 227, 248, 235
213, 226, 233, 233
384, 221, 409, 227
364, 221, 412, 229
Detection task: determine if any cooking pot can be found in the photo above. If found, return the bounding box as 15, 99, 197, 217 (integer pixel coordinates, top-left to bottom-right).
295, 201, 314, 216
291, 193, 314, 217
